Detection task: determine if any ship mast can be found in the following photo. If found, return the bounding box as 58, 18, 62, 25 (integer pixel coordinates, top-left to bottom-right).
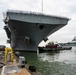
42, 0, 43, 13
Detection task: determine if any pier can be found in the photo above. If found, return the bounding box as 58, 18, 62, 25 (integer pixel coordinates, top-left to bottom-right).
0, 47, 42, 75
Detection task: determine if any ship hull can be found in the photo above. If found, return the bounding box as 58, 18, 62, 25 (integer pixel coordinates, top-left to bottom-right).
3, 10, 69, 51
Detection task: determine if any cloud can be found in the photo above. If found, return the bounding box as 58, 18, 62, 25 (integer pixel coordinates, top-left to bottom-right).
0, 0, 76, 46
7, 0, 41, 12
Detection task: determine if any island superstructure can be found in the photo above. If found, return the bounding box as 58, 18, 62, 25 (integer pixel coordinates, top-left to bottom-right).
3, 10, 69, 51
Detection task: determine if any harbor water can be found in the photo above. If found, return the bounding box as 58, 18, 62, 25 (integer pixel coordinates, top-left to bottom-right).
21, 47, 76, 75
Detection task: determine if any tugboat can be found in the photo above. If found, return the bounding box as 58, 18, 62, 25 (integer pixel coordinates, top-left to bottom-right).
38, 42, 62, 51
46, 42, 61, 49
38, 42, 72, 52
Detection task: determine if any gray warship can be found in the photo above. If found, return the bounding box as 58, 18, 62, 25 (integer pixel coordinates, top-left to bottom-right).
59, 36, 76, 46
3, 10, 69, 51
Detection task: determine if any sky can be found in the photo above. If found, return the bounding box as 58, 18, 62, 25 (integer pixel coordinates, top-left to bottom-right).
0, 0, 76, 46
